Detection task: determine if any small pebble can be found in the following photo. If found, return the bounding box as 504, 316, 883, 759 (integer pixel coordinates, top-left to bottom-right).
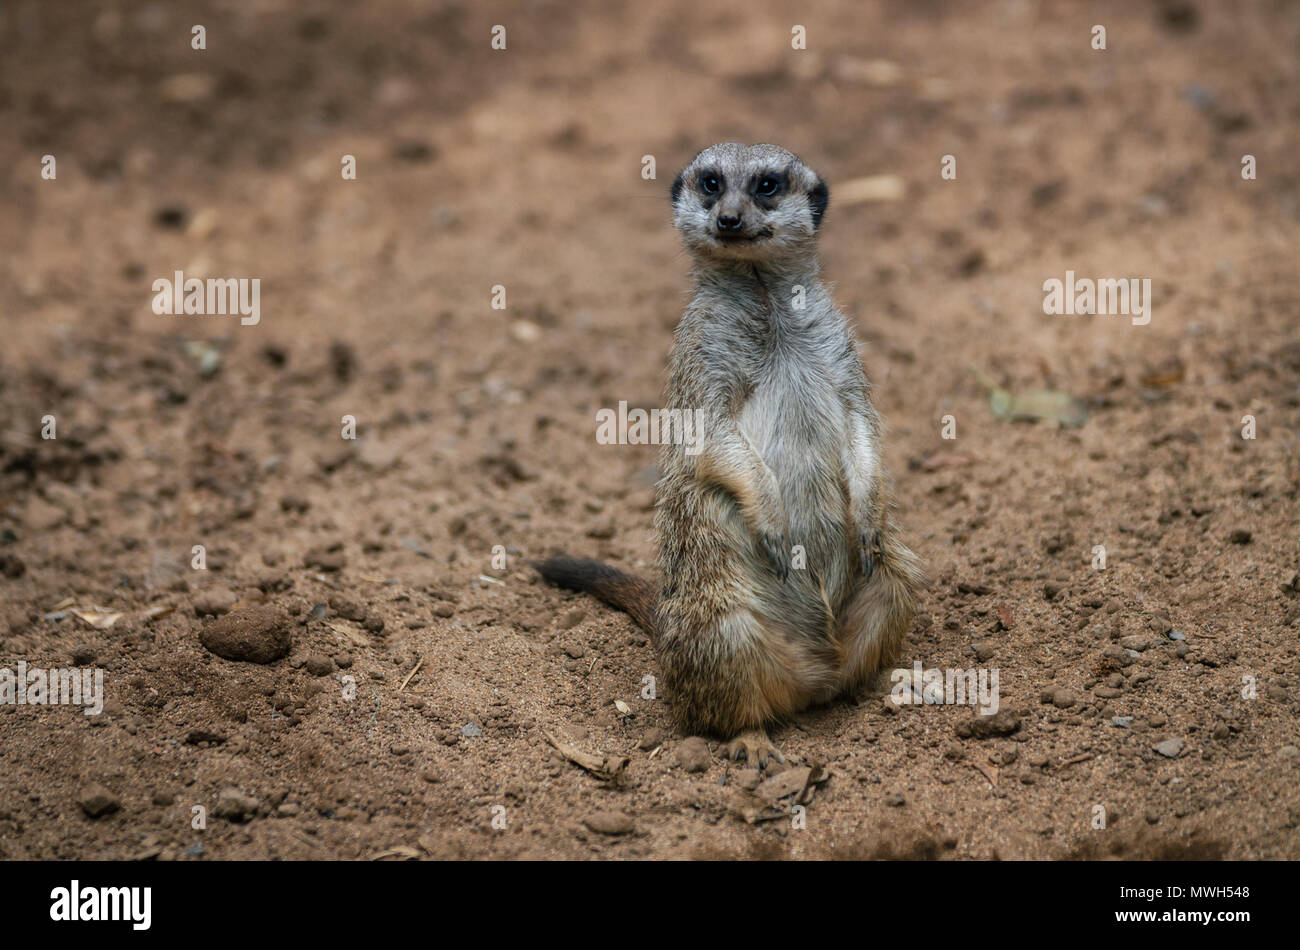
77, 784, 121, 818
1153, 738, 1183, 758
583, 811, 634, 835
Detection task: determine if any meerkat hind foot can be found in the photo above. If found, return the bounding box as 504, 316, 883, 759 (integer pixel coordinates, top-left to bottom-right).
723, 730, 786, 770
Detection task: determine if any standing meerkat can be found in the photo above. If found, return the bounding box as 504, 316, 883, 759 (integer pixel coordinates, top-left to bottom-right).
537, 143, 923, 766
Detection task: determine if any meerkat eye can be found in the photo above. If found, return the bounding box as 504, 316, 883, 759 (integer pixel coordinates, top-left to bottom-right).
755, 177, 781, 197
700, 174, 722, 195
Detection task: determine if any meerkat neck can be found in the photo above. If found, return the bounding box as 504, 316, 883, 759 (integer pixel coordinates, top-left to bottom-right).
694, 254, 820, 286
693, 255, 828, 330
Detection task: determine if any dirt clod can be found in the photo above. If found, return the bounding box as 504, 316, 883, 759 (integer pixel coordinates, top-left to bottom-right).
677, 737, 712, 772
199, 605, 292, 664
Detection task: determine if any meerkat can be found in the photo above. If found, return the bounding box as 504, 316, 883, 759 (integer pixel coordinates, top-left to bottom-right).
536, 143, 923, 767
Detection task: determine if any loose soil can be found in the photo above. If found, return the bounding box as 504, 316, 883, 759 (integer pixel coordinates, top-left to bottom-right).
1, 0, 1298, 859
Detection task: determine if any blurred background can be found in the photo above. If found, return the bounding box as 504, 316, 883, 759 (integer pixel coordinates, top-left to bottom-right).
0, 0, 1298, 859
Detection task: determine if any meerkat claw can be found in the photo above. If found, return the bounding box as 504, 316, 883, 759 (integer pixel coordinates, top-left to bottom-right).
759, 533, 790, 581
859, 530, 881, 580
723, 730, 786, 769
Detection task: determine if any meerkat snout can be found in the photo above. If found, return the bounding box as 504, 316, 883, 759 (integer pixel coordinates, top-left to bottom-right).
716, 212, 743, 233
671, 142, 829, 261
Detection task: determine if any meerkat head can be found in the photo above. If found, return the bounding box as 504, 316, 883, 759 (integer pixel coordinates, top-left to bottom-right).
670, 143, 829, 263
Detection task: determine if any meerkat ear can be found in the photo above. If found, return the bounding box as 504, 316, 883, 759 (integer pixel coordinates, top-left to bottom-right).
671, 171, 685, 205
809, 177, 829, 230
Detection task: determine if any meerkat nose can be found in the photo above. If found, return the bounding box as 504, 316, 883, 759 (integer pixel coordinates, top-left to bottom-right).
716, 214, 743, 232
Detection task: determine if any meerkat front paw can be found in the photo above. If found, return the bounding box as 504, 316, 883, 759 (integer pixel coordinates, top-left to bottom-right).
722, 729, 786, 770
757, 531, 791, 580
858, 529, 881, 580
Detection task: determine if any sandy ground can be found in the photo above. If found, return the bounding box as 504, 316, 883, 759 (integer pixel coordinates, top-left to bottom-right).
1, 0, 1298, 860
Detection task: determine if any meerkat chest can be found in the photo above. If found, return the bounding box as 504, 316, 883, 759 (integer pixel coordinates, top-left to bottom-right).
737, 356, 848, 482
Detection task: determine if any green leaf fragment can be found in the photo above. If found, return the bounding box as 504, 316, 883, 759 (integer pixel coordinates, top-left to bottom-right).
971, 367, 1089, 428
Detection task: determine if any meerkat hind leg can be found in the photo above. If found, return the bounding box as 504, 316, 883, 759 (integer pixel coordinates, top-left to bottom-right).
722, 729, 786, 770
834, 538, 922, 695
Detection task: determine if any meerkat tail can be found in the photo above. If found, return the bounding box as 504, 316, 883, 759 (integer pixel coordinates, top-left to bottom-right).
531, 557, 659, 639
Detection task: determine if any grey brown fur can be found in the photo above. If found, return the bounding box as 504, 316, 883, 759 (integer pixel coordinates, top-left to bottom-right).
537, 143, 923, 766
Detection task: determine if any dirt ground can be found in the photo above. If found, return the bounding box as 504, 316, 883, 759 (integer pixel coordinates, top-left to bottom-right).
1, 0, 1298, 861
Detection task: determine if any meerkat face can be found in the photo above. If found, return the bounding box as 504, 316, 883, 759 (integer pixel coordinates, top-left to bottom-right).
671, 143, 829, 263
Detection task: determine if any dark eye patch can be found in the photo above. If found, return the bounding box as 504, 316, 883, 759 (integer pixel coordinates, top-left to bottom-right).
809, 176, 829, 230
694, 170, 724, 209
751, 170, 788, 206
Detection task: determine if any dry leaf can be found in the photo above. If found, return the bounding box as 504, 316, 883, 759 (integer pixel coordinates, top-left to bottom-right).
544, 731, 630, 786
970, 759, 999, 786
733, 792, 788, 824
1139, 360, 1185, 389
801, 762, 830, 805
754, 766, 813, 804
370, 846, 420, 861
735, 764, 830, 823
70, 607, 124, 629
1057, 753, 1095, 768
